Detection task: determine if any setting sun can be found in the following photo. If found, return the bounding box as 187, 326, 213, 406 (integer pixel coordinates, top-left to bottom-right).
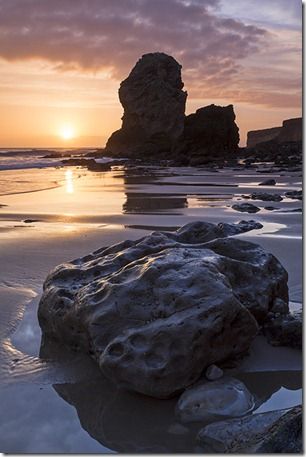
59, 124, 75, 140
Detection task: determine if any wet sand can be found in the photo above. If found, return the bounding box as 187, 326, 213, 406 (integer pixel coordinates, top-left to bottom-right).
0, 164, 302, 452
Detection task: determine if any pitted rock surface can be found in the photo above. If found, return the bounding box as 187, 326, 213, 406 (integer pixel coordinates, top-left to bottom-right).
38, 221, 288, 398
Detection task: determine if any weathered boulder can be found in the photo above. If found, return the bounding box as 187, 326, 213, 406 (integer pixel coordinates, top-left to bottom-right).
232, 203, 260, 213
177, 377, 255, 423
180, 104, 240, 164
38, 221, 288, 398
106, 53, 187, 157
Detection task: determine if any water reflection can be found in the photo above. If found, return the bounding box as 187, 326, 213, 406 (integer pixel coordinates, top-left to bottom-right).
123, 192, 188, 214
51, 369, 302, 453
65, 170, 74, 194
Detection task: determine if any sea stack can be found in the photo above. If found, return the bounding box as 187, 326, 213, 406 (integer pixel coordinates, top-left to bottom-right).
106, 52, 187, 157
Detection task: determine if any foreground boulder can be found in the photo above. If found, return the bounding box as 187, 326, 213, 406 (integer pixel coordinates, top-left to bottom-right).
106, 53, 187, 157
38, 221, 288, 398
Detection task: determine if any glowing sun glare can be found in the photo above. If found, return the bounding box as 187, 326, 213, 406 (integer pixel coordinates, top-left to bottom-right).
60, 125, 75, 140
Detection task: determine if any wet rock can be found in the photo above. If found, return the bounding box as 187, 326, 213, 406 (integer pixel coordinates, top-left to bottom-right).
232, 203, 260, 213
259, 179, 276, 186
285, 190, 302, 200
38, 221, 288, 398
205, 364, 223, 381
86, 161, 112, 172
173, 220, 263, 243
197, 409, 288, 452
177, 377, 255, 423
250, 192, 283, 202
106, 53, 187, 157
270, 297, 289, 315
240, 405, 302, 453
264, 310, 302, 349
264, 206, 278, 211
23, 219, 42, 223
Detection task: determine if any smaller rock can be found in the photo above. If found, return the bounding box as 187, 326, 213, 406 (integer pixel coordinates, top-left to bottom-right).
264, 206, 279, 211
259, 179, 276, 186
264, 310, 302, 349
270, 298, 288, 315
205, 364, 223, 381
197, 409, 288, 453
176, 377, 255, 423
23, 219, 41, 223
251, 405, 302, 453
251, 192, 283, 202
285, 190, 302, 200
232, 203, 260, 213
86, 161, 112, 172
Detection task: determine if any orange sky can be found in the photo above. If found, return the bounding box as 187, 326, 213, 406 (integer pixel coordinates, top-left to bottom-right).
0, 0, 302, 148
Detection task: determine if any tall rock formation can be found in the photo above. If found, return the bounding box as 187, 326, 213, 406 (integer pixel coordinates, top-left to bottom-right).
106, 53, 187, 156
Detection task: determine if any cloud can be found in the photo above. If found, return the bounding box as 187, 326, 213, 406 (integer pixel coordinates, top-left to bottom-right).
0, 0, 301, 109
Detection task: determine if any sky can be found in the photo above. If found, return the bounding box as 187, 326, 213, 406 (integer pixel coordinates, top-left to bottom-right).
0, 0, 302, 148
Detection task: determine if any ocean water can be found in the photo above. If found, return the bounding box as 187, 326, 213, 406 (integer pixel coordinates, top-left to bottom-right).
0, 148, 101, 171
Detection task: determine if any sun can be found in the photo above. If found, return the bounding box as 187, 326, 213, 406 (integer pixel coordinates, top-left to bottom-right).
59, 124, 75, 140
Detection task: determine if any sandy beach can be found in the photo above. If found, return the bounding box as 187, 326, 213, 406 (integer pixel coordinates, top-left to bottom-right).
0, 159, 302, 452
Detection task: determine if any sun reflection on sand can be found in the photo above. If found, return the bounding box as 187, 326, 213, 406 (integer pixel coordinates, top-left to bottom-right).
65, 169, 74, 193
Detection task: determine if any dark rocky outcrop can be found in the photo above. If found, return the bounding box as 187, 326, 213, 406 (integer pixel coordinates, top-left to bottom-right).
61, 158, 112, 172
232, 203, 260, 213
285, 190, 302, 201
250, 192, 283, 202
106, 53, 187, 157
178, 104, 239, 165
105, 53, 239, 164
38, 220, 290, 398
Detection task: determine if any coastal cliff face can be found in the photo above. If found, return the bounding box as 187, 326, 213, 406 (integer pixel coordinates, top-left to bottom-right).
247, 127, 281, 148
278, 118, 302, 143
106, 53, 187, 156
247, 117, 302, 148
105, 53, 239, 162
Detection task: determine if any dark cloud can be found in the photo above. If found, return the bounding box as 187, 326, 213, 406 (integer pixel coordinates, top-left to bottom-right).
0, 1, 265, 76
0, 0, 301, 108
